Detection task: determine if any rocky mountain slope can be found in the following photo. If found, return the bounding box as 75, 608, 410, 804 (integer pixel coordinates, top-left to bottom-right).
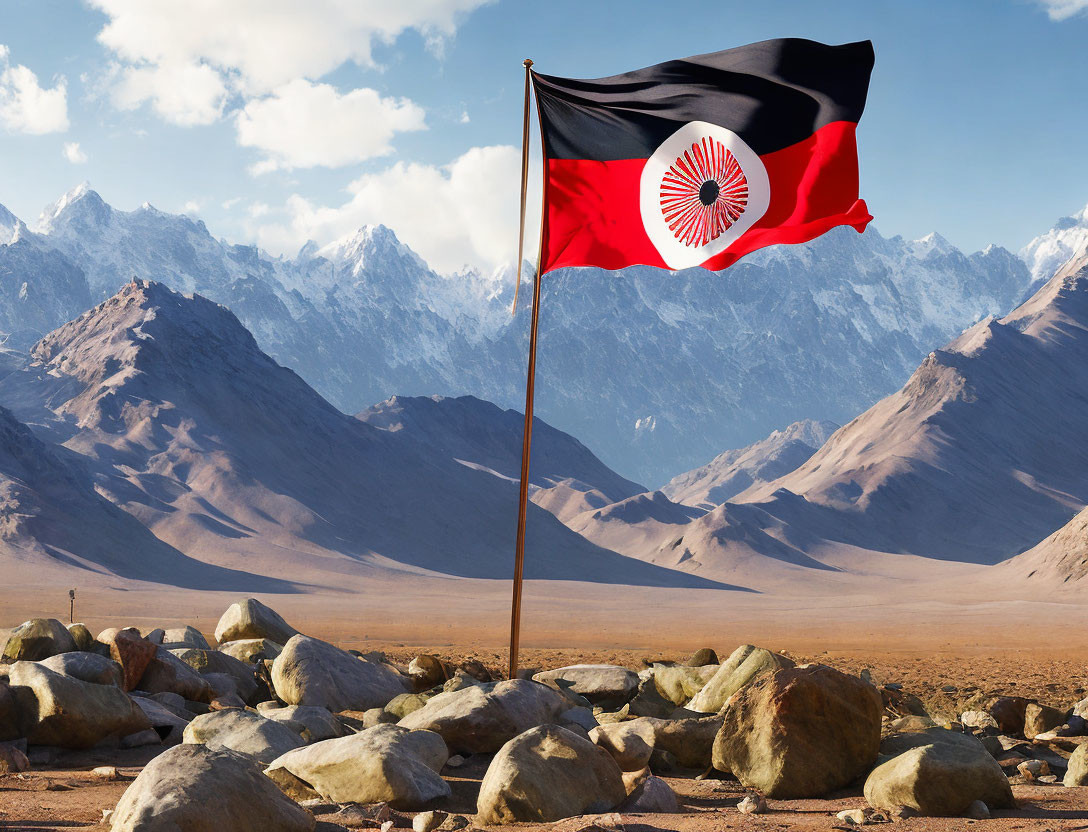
566, 246, 1088, 587
0, 280, 725, 590
0, 185, 1035, 484
0, 403, 289, 589
662, 419, 838, 509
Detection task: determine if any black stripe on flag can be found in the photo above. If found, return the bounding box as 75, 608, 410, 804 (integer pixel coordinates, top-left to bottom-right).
533, 38, 874, 161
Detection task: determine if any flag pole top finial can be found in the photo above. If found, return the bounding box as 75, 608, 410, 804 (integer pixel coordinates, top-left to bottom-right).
523, 58, 533, 68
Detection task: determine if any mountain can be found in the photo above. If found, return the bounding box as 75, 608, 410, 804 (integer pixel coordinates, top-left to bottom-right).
0, 185, 1034, 484
1021, 203, 1088, 288
565, 246, 1088, 588
0, 402, 291, 589
1000, 505, 1088, 588
662, 419, 838, 509
358, 394, 645, 523
0, 279, 726, 591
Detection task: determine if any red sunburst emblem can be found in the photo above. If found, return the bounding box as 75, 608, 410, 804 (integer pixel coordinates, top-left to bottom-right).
659, 137, 749, 248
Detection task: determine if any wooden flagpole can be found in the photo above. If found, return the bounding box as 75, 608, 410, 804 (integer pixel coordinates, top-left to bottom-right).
508, 58, 538, 680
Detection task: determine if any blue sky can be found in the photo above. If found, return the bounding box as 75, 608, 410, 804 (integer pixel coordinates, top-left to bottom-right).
1, 0, 1086, 274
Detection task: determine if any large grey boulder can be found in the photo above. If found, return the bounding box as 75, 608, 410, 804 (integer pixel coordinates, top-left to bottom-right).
215, 599, 298, 645
532, 665, 638, 705
865, 729, 1015, 816
712, 664, 882, 798
265, 723, 449, 808
643, 715, 723, 769
183, 709, 305, 764
218, 638, 283, 665
1, 619, 77, 661
686, 645, 794, 713
0, 680, 21, 741
8, 661, 150, 749
39, 652, 124, 688
262, 705, 347, 743
398, 679, 570, 754
589, 720, 656, 771
162, 626, 211, 650
136, 646, 214, 702
131, 694, 191, 743
272, 635, 408, 712
476, 724, 626, 824
111, 744, 315, 831
169, 648, 259, 702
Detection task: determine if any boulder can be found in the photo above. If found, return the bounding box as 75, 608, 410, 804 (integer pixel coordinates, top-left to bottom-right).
39, 652, 124, 688
265, 723, 449, 808
137, 646, 214, 702
111, 743, 315, 831
0, 742, 29, 773
589, 720, 656, 771
647, 665, 718, 706
1063, 742, 1088, 786
712, 664, 882, 798
131, 694, 191, 743
686, 645, 795, 713
271, 635, 407, 712
170, 648, 259, 702
627, 676, 677, 718
1, 619, 77, 661
476, 724, 626, 824
99, 628, 158, 691
67, 623, 97, 652
218, 638, 283, 665
685, 648, 719, 667
215, 598, 298, 645
617, 775, 679, 813
8, 661, 150, 748
183, 708, 305, 763
0, 680, 21, 741
398, 679, 570, 754
163, 626, 212, 649
987, 696, 1032, 735
644, 715, 723, 769
386, 692, 430, 719
409, 655, 451, 689
1025, 702, 1067, 739
864, 729, 1015, 816
960, 710, 999, 731
885, 715, 940, 735
262, 705, 347, 743
532, 665, 638, 706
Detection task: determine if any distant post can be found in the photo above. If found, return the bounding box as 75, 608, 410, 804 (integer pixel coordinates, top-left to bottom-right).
69, 588, 76, 624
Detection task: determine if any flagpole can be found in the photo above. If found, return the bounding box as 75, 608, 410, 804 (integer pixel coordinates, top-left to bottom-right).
508, 57, 538, 681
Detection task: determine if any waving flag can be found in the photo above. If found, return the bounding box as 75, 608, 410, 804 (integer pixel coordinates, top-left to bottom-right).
531, 38, 875, 273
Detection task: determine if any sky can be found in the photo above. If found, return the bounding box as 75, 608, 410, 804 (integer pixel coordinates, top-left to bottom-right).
0, 0, 1087, 276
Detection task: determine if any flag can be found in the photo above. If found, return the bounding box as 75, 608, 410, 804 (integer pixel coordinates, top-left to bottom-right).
532, 38, 875, 274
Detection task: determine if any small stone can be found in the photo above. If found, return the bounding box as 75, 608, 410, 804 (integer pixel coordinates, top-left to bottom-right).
381, 821, 395, 832
736, 794, 767, 814
92, 766, 121, 780
439, 816, 468, 831
0, 744, 29, 773
413, 810, 447, 832
941, 685, 957, 693
1017, 759, 1050, 780
965, 800, 990, 819
445, 754, 465, 768
836, 808, 871, 824
1038, 774, 1059, 784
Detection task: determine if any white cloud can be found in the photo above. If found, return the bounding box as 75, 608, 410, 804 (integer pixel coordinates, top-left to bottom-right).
87, 0, 490, 112
182, 200, 201, 214
235, 79, 425, 173
111, 61, 227, 126
1036, 0, 1088, 19
0, 44, 69, 134
459, 109, 470, 124
221, 197, 243, 210
62, 142, 87, 163
253, 144, 541, 274
248, 201, 270, 218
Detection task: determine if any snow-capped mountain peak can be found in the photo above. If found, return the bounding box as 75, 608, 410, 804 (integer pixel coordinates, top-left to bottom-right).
1021, 203, 1088, 284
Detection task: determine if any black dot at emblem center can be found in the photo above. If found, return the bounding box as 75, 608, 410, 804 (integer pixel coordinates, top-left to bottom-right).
698, 179, 720, 206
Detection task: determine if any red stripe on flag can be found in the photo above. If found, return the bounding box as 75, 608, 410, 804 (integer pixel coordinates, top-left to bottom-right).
539, 120, 871, 274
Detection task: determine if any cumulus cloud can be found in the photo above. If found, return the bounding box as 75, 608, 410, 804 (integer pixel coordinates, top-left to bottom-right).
63, 142, 87, 163
110, 61, 227, 126
87, 0, 489, 126
1036, 0, 1088, 19
182, 200, 201, 214
0, 45, 69, 134
253, 145, 541, 274
235, 80, 425, 173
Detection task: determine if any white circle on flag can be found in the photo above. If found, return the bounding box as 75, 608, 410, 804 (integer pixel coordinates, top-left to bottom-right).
639, 120, 770, 270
